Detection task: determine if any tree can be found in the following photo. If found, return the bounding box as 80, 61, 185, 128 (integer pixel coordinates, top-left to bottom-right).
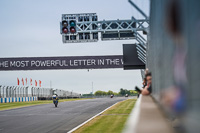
94, 90, 103, 96
113, 92, 119, 96
119, 88, 134, 96
130, 90, 138, 95
102, 91, 107, 95
107, 90, 114, 95
94, 90, 107, 96
119, 88, 125, 95
94, 90, 120, 96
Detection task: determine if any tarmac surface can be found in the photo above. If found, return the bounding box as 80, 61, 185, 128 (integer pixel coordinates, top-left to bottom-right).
0, 97, 127, 133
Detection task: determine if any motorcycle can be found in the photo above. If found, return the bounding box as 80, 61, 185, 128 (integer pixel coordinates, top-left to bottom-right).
53, 99, 58, 107
52, 94, 59, 107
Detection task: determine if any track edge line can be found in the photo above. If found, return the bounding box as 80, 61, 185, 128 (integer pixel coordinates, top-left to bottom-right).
67, 100, 124, 133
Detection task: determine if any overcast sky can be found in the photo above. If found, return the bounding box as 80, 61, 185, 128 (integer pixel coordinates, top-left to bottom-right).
0, 0, 149, 94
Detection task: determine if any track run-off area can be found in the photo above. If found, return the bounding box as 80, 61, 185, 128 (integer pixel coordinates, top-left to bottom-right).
0, 97, 130, 133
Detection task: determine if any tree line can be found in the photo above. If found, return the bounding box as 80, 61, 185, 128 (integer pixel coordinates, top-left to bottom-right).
94, 88, 138, 96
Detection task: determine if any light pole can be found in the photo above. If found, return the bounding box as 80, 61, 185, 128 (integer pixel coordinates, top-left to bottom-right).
50, 80, 52, 89
92, 82, 93, 95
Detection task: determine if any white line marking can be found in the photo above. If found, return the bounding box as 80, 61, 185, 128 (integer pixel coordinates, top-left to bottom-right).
67, 101, 122, 133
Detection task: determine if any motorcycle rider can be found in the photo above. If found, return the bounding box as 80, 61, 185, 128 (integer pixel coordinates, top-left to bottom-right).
52, 94, 59, 107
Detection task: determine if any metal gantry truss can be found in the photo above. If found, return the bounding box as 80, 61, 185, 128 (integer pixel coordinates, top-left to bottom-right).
61, 17, 148, 64
76, 19, 149, 43
128, 0, 149, 64
76, 19, 148, 32
136, 43, 146, 64
61, 13, 149, 45
61, 0, 149, 64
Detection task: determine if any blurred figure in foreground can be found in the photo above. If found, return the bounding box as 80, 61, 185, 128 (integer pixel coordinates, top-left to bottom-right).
161, 0, 187, 132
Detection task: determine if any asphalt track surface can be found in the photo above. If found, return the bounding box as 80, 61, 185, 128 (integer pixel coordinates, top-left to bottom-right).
0, 97, 127, 133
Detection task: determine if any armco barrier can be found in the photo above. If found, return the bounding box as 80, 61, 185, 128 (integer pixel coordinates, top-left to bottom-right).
0, 96, 37, 103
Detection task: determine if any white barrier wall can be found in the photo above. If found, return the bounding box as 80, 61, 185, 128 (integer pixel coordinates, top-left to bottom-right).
0, 86, 80, 98
0, 96, 37, 103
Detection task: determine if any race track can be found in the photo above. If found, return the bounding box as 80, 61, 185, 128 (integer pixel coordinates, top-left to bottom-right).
0, 97, 127, 133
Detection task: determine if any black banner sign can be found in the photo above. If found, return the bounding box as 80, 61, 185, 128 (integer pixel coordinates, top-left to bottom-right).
0, 55, 123, 71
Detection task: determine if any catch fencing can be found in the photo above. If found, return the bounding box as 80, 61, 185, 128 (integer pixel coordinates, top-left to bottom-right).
0, 85, 80, 103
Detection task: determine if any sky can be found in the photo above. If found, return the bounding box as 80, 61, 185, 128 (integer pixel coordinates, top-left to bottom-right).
0, 0, 149, 94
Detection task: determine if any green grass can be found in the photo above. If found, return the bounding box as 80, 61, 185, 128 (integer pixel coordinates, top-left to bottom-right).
0, 98, 93, 111
74, 99, 136, 133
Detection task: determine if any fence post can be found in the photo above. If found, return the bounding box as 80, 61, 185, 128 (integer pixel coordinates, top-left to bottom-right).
20, 87, 23, 97
23, 87, 24, 97
14, 86, 17, 97
9, 86, 12, 97
0, 85, 1, 98
37, 88, 39, 97
17, 86, 19, 97
6, 86, 8, 97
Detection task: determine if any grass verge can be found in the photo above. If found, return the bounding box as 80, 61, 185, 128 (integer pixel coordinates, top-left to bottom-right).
0, 98, 93, 111
74, 98, 136, 133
